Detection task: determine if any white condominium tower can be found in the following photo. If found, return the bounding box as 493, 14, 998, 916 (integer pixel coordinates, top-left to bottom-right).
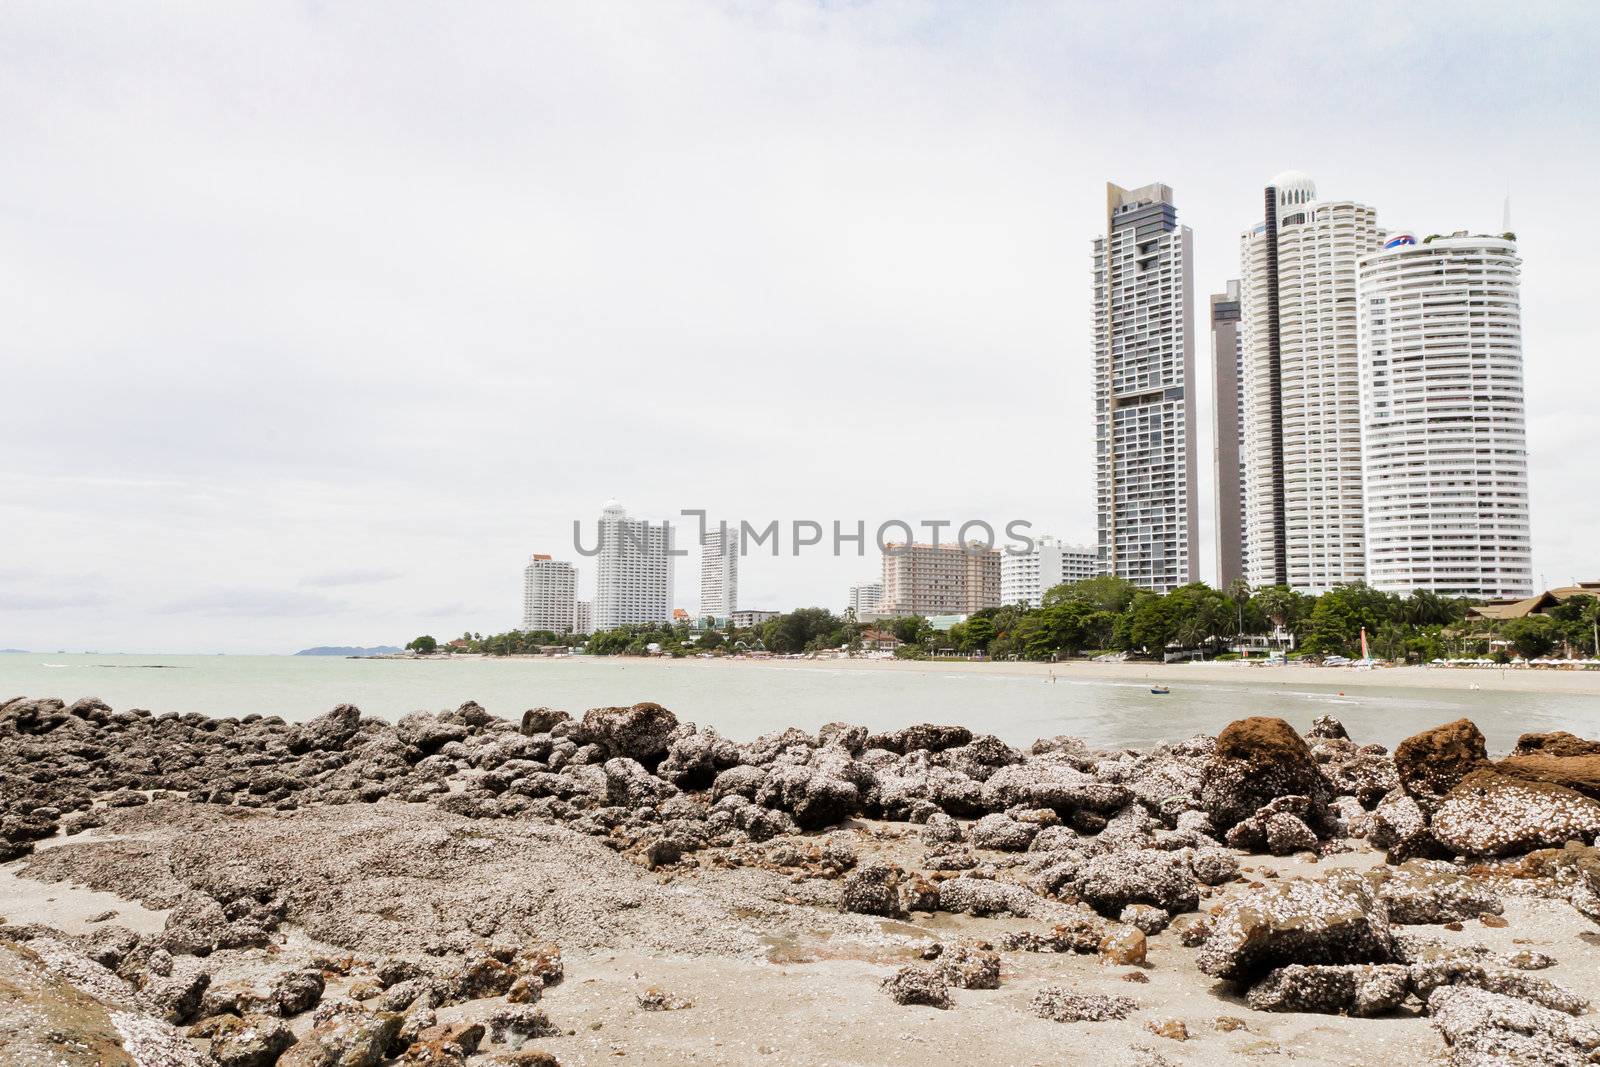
847, 580, 884, 616
1000, 535, 1098, 608
1356, 233, 1533, 599
592, 500, 675, 631
699, 524, 739, 620
1211, 281, 1247, 588
521, 554, 577, 633
1240, 171, 1381, 594
1092, 182, 1198, 592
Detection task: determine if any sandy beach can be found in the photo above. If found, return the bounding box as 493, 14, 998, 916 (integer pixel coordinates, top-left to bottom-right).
5, 695, 1600, 1066
729, 654, 1600, 696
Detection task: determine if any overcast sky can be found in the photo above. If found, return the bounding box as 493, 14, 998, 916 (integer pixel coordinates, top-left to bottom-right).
3, 1, 1596, 654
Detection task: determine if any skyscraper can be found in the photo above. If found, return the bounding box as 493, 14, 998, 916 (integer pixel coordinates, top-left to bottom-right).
1240, 171, 1380, 592
521, 554, 577, 633
1093, 181, 1198, 592
699, 524, 738, 620
1356, 232, 1533, 599
1211, 280, 1246, 588
592, 500, 675, 631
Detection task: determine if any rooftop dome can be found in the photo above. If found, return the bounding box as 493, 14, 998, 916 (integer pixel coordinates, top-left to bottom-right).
601, 498, 624, 513
1270, 170, 1317, 210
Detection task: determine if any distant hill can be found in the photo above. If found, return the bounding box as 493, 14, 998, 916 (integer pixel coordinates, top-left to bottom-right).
0, 649, 29, 654
294, 646, 403, 657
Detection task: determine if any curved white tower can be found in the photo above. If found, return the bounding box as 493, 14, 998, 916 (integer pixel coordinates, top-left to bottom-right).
1239, 171, 1381, 592
1357, 235, 1533, 599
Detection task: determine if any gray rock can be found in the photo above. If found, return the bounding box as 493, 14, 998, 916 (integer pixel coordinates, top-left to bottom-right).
1428, 986, 1600, 1066
970, 813, 1036, 852
1246, 963, 1411, 1016
201, 1013, 297, 1067
936, 877, 1046, 918
273, 968, 325, 1017
921, 812, 964, 845
1410, 958, 1589, 1015
1197, 872, 1395, 983
1431, 770, 1600, 858
1076, 849, 1199, 917
278, 1008, 402, 1067
839, 863, 905, 918
881, 964, 951, 1008
1372, 860, 1503, 925
1030, 985, 1136, 1022
139, 956, 211, 1024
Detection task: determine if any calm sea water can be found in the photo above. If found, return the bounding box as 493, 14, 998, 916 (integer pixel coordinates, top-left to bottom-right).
1, 653, 1595, 754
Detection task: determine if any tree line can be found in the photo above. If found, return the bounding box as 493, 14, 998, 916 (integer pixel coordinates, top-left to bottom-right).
404, 580, 1600, 663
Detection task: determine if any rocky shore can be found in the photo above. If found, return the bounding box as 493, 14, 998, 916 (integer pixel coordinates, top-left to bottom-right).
3, 695, 1600, 1065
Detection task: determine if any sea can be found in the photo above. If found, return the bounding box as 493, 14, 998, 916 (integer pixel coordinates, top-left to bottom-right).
3, 652, 1597, 754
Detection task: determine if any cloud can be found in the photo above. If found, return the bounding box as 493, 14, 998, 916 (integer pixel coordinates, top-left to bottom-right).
0, 589, 108, 611
156, 589, 346, 618
299, 567, 404, 588
0, 2, 1594, 651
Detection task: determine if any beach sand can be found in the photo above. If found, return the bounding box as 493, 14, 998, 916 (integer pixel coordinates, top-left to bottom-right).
730, 654, 1600, 696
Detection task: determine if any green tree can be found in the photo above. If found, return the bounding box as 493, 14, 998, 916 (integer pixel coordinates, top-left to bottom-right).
1502, 616, 1557, 659
1301, 583, 1397, 656
889, 615, 931, 644
1126, 593, 1176, 653
960, 615, 997, 654
1253, 585, 1302, 643
1043, 574, 1139, 614
406, 635, 438, 653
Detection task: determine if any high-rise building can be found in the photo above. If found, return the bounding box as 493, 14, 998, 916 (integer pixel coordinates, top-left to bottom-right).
699, 524, 739, 620
521, 554, 576, 633
1093, 181, 1199, 592
1211, 281, 1247, 588
574, 599, 592, 635
881, 542, 1001, 616
1356, 232, 1533, 599
999, 535, 1098, 608
592, 500, 675, 631
1240, 172, 1380, 592
847, 580, 884, 616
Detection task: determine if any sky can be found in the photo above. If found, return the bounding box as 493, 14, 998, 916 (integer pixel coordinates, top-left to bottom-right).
2, 1, 1597, 654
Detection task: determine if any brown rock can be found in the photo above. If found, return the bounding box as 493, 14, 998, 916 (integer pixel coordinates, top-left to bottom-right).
1099, 927, 1147, 966
1201, 717, 1324, 830
1496, 752, 1600, 802
1214, 1016, 1248, 1032
1394, 719, 1488, 815
1513, 732, 1600, 759
1147, 1018, 1188, 1041
1480, 914, 1509, 929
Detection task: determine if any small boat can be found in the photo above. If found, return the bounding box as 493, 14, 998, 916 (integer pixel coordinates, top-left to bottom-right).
1150, 684, 1170, 695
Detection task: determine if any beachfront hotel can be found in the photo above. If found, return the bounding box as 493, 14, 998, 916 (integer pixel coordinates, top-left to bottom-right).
1092, 181, 1199, 593
1239, 172, 1381, 594
699, 524, 739, 621
521, 554, 577, 633
1356, 232, 1534, 600
881, 541, 1001, 616
592, 500, 675, 631
1211, 280, 1247, 589
999, 535, 1098, 608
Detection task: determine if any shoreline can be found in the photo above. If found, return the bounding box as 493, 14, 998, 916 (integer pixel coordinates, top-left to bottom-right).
394, 652, 1600, 697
